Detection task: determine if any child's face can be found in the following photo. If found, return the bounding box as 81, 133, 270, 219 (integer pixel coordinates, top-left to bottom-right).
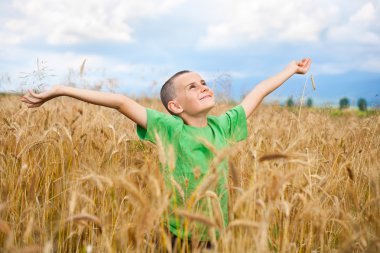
172, 72, 215, 116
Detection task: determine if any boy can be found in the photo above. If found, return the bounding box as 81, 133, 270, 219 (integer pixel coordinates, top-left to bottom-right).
21, 58, 311, 247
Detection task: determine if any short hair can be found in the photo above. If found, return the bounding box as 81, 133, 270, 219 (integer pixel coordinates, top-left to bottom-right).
160, 70, 190, 114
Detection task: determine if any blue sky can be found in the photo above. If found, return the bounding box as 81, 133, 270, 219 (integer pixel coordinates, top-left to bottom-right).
0, 0, 379, 107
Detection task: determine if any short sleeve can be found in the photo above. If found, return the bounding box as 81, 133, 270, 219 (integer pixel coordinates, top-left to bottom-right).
218, 105, 248, 142
136, 108, 179, 144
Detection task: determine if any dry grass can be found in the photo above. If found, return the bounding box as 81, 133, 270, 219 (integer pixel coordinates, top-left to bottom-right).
0, 94, 379, 252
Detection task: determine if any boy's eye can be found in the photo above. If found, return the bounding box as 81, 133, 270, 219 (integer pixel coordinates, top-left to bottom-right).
189, 85, 195, 89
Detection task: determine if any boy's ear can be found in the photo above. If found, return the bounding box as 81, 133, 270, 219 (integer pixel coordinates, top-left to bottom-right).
168, 100, 183, 114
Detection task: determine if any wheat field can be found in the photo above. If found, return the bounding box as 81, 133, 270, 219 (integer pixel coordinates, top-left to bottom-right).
0, 94, 379, 252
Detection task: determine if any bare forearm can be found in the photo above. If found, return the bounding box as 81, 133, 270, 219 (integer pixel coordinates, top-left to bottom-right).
21, 84, 148, 128
56, 86, 124, 109
241, 62, 302, 118
253, 66, 295, 99
57, 86, 147, 127
56, 86, 147, 128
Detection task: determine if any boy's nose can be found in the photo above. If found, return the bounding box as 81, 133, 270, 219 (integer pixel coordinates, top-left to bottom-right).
200, 86, 209, 92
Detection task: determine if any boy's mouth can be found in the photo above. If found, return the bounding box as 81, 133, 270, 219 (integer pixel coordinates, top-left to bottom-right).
200, 92, 214, 100
200, 95, 211, 100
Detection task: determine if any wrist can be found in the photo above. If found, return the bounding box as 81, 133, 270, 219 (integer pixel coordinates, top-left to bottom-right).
53, 85, 65, 96
284, 63, 298, 75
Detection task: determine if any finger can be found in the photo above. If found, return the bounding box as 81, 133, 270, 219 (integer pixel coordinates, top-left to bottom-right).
28, 89, 42, 99
304, 59, 312, 70
20, 96, 32, 103
22, 101, 36, 108
21, 96, 38, 104
27, 102, 43, 108
297, 59, 306, 67
28, 89, 38, 98
21, 99, 34, 107
300, 60, 311, 73
299, 58, 311, 69
299, 58, 309, 67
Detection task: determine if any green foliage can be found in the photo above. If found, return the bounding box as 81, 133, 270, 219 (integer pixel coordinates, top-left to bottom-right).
286, 97, 294, 107
329, 108, 344, 117
356, 109, 380, 117
357, 98, 367, 111
339, 97, 350, 110
328, 107, 379, 117
306, 98, 313, 108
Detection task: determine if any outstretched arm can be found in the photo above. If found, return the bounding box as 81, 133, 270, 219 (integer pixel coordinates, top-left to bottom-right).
20, 85, 147, 129
240, 58, 311, 118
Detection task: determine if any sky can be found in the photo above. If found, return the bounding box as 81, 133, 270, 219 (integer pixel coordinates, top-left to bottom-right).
0, 0, 379, 107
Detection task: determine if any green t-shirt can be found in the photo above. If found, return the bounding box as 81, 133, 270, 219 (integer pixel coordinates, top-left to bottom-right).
137, 105, 247, 240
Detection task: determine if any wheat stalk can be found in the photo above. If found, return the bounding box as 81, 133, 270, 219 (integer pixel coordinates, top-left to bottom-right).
174, 209, 216, 227
227, 220, 260, 229
64, 213, 103, 232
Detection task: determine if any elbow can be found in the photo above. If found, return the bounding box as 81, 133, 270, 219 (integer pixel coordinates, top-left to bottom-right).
114, 94, 127, 110
254, 86, 268, 100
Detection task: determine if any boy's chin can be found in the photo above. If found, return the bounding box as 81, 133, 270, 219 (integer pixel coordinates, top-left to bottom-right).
202, 97, 215, 106
201, 103, 215, 113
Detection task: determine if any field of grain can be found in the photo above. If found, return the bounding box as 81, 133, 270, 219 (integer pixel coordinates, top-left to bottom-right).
1, 94, 379, 252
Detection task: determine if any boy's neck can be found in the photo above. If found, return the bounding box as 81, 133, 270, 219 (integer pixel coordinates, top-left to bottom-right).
180, 112, 209, 127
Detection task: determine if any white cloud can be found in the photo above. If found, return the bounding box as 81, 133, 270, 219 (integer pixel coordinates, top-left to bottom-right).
327, 2, 380, 45
198, 0, 380, 49
0, 48, 108, 90
312, 63, 352, 75
0, 45, 173, 94
310, 54, 380, 75
1, 0, 185, 45
350, 2, 376, 23
359, 58, 380, 72
198, 0, 339, 49
1, 0, 379, 88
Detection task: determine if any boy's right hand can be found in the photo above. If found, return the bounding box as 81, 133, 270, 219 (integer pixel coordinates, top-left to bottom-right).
286, 58, 311, 75
20, 86, 61, 108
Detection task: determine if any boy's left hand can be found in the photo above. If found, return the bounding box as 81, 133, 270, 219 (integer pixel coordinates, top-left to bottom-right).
288, 58, 312, 74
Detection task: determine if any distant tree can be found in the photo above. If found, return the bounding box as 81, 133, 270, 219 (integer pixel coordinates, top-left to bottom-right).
357, 98, 367, 111
339, 97, 350, 110
286, 97, 294, 107
306, 98, 313, 108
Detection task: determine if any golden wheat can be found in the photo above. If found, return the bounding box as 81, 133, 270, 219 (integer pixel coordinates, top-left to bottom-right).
174, 209, 216, 228
0, 95, 379, 252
